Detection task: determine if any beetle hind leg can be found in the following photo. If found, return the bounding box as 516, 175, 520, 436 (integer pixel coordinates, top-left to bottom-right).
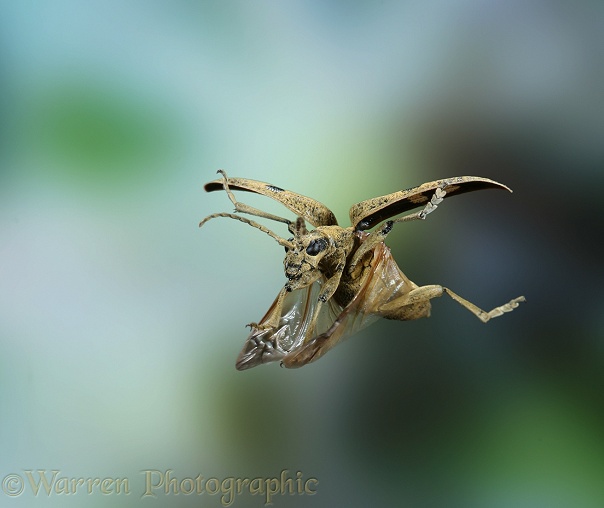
378, 284, 525, 323
443, 288, 525, 323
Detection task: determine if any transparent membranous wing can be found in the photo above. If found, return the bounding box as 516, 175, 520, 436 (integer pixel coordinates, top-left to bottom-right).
236, 281, 342, 370
281, 239, 420, 368
236, 234, 417, 369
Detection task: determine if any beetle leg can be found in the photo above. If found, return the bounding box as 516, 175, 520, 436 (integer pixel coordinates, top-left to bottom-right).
441, 288, 525, 322
348, 187, 446, 273
302, 257, 346, 341
217, 169, 293, 226
247, 286, 289, 330
378, 284, 525, 323
348, 220, 394, 274
417, 186, 447, 219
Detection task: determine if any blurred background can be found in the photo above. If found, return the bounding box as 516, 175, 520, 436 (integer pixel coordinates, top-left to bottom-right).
1, 1, 603, 507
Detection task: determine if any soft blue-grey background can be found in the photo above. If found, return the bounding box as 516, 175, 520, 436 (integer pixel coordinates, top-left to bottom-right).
1, 1, 603, 507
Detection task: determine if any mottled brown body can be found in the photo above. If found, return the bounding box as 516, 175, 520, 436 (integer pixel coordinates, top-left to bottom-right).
200, 170, 525, 369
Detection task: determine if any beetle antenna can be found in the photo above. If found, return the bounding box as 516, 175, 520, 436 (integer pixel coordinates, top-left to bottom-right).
199, 213, 294, 249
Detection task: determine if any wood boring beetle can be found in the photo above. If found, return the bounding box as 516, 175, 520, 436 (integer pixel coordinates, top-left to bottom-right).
200, 170, 525, 370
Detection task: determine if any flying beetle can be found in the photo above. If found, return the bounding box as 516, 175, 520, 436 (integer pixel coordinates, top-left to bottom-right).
200, 170, 525, 370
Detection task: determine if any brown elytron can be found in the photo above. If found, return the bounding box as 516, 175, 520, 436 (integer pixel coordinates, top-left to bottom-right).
200, 170, 525, 370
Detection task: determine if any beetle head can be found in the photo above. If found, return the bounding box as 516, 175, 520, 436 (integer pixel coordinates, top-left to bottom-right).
283, 230, 332, 291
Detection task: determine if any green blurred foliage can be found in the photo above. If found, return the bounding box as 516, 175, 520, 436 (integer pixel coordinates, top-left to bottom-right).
21, 81, 179, 190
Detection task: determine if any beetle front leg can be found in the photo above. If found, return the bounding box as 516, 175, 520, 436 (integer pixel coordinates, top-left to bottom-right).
302, 259, 346, 342
348, 187, 447, 273
217, 169, 293, 226
247, 286, 289, 330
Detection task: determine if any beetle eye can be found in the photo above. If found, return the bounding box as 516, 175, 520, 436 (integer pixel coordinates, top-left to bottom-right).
306, 239, 326, 256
